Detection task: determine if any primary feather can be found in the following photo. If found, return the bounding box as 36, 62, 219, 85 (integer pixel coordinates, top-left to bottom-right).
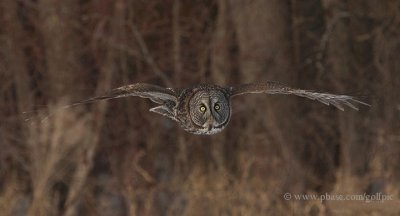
230, 81, 370, 111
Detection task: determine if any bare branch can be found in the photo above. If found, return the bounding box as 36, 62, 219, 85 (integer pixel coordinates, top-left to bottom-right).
129, 23, 173, 87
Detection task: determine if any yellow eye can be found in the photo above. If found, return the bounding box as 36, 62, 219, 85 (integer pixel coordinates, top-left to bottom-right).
214, 104, 220, 111
200, 105, 207, 112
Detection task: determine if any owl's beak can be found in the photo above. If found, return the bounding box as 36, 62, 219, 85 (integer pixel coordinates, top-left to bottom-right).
204, 117, 214, 131
207, 124, 213, 131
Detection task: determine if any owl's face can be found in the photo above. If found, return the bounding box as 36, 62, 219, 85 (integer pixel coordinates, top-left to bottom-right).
188, 90, 230, 134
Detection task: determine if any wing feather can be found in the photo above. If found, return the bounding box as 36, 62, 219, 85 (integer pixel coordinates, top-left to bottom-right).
230, 81, 370, 111
24, 83, 177, 122
72, 83, 177, 106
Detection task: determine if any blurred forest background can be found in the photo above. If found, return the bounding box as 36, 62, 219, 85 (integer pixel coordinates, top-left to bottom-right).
1, 0, 399, 215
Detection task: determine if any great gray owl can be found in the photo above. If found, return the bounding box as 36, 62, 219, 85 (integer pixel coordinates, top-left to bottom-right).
49, 82, 369, 135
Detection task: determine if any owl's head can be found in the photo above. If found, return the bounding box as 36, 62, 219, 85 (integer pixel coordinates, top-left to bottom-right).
189, 89, 231, 135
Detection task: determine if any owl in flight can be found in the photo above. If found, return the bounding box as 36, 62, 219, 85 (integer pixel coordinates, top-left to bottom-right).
54, 82, 369, 135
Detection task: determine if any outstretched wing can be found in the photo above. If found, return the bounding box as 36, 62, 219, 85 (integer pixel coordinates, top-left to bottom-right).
229, 81, 370, 111
24, 83, 177, 122
71, 83, 177, 106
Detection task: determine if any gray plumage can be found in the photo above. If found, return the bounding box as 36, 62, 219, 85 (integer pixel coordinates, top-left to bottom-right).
49, 82, 370, 135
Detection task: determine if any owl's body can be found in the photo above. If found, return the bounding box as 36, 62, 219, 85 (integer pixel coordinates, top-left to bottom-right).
45, 82, 369, 135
